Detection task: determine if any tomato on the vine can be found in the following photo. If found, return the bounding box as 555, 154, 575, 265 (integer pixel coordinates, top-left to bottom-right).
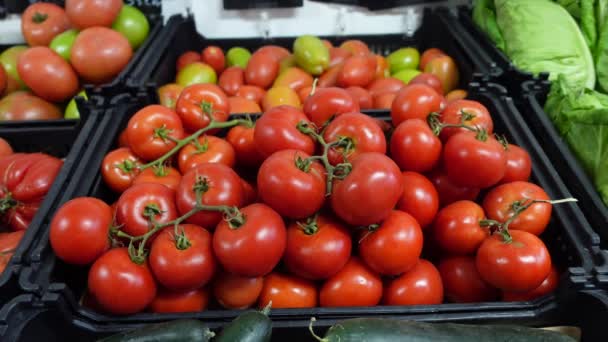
396, 172, 439, 228
438, 256, 498, 303
303, 87, 360, 127
390, 118, 441, 172
149, 288, 209, 313
502, 265, 559, 301
177, 135, 236, 173
383, 259, 444, 305
391, 84, 444, 126
133, 166, 182, 192
323, 112, 386, 165
126, 105, 185, 161
101, 147, 142, 193
253, 105, 315, 158
500, 144, 532, 184
439, 100, 493, 141
213, 271, 264, 309
433, 200, 489, 255
427, 168, 480, 207
320, 257, 382, 307
258, 273, 317, 309
175, 84, 230, 133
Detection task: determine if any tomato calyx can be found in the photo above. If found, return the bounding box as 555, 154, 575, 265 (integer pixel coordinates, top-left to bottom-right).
296, 214, 320, 235
427, 112, 488, 141
32, 12, 49, 24
0, 193, 18, 215
152, 164, 169, 177
358, 223, 381, 243
192, 137, 209, 154
116, 158, 139, 174
153, 124, 176, 142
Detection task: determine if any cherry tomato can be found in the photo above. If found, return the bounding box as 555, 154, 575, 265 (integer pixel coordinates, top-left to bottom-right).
323, 112, 386, 165
50, 197, 111, 265
177, 135, 236, 173
373, 92, 397, 109
273, 67, 313, 91
409, 73, 443, 95
176, 51, 202, 72
345, 86, 373, 109
367, 77, 405, 99
213, 271, 264, 309
439, 100, 494, 141
262, 86, 301, 111
331, 153, 403, 226
476, 230, 552, 292
320, 257, 382, 307
175, 84, 229, 133
329, 47, 350, 67
257, 149, 325, 219
176, 163, 244, 229
245, 50, 280, 89
390, 119, 441, 173
420, 48, 446, 70
149, 288, 209, 313
438, 256, 499, 303
391, 84, 444, 126
101, 147, 142, 193
337, 55, 376, 88
482, 181, 551, 236
235, 85, 265, 106
501, 144, 532, 184
445, 89, 467, 104
433, 200, 489, 255
228, 96, 261, 114
258, 273, 317, 309
397, 172, 439, 228
218, 66, 244, 96
339, 40, 370, 56
253, 105, 315, 158
318, 64, 342, 88
226, 124, 265, 167
201, 46, 225, 74
374, 54, 390, 79
0, 138, 12, 157
502, 265, 559, 301
133, 166, 181, 192
303, 87, 360, 127
88, 248, 157, 315
21, 3, 70, 47
66, 0, 122, 29
213, 203, 286, 277
285, 214, 352, 280
126, 105, 185, 161
157, 83, 184, 109
383, 259, 444, 305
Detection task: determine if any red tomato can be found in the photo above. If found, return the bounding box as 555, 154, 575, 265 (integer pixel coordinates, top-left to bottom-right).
201, 46, 225, 74
176, 51, 202, 72
391, 84, 444, 126
256, 45, 290, 61
21, 3, 70, 46
133, 166, 182, 192
66, 0, 122, 29
101, 147, 142, 193
323, 112, 386, 165
175, 84, 230, 133
443, 132, 506, 189
0, 231, 24, 254
427, 168, 480, 207
337, 55, 377, 88
424, 55, 459, 94
126, 105, 185, 161
397, 172, 439, 228
177, 135, 236, 173
115, 183, 178, 238
446, 89, 468, 104
374, 54, 390, 79
228, 96, 261, 114
235, 85, 265, 106
262, 86, 301, 111
501, 144, 532, 184
373, 92, 397, 109
482, 181, 552, 236
297, 86, 313, 103
359, 210, 423, 276
284, 214, 352, 280
331, 153, 403, 226
50, 197, 111, 265
253, 105, 315, 158
245, 50, 280, 89
303, 87, 360, 127
0, 138, 12, 157
320, 257, 382, 307
149, 288, 209, 313
476, 230, 552, 292
17, 47, 79, 102
117, 129, 130, 148
213, 203, 286, 277
257, 149, 325, 219
176, 163, 244, 229
88, 248, 157, 315
213, 272, 263, 309
420, 48, 446, 70
258, 273, 317, 309
0, 65, 6, 96
433, 200, 489, 255
339, 40, 370, 56
390, 119, 441, 173
438, 256, 499, 303
502, 265, 559, 301
439, 100, 494, 141
273, 67, 313, 91
240, 178, 257, 206
367, 78, 406, 99
226, 124, 265, 167
149, 224, 217, 291
345, 86, 373, 109
318, 64, 342, 88
158, 83, 184, 109
322, 40, 333, 49
383, 259, 444, 305
71, 27, 133, 84
329, 47, 350, 67
409, 73, 443, 95
218, 66, 245, 96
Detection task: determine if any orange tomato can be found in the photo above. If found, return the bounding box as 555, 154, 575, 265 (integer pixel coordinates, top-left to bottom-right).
262, 86, 301, 111
228, 96, 261, 114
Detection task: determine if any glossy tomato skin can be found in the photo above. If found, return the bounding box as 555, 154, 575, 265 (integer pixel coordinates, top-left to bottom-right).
383, 259, 444, 305
149, 224, 217, 291
17, 47, 79, 102
329, 47, 350, 67
245, 50, 280, 89
477, 230, 552, 292
438, 256, 499, 303
126, 105, 185, 161
340, 40, 371, 56
21, 3, 70, 46
218, 66, 244, 96
320, 257, 382, 307
273, 67, 313, 91
228, 96, 261, 114
284, 215, 352, 280
482, 181, 551, 236
258, 273, 317, 309
226, 125, 264, 167
213, 203, 286, 277
133, 166, 182, 192
175, 84, 230, 133
101, 147, 142, 193
443, 132, 506, 189
257, 149, 326, 219
390, 119, 441, 173
501, 144, 532, 184
201, 46, 225, 74
409, 73, 443, 95
157, 83, 184, 109
427, 168, 480, 207
373, 92, 397, 109
359, 210, 423, 276
439, 100, 494, 141
88, 248, 157, 315
213, 272, 264, 309
420, 48, 446, 70
149, 288, 209, 313
374, 54, 390, 79
446, 89, 467, 104
323, 112, 386, 165
397, 172, 439, 228
256, 45, 290, 61
253, 105, 315, 158
176, 51, 201, 72
502, 265, 559, 301
331, 153, 403, 226
391, 84, 444, 126
177, 135, 236, 173
0, 138, 12, 156
318, 64, 342, 88
235, 85, 265, 105
115, 183, 178, 238
337, 55, 377, 88
345, 86, 373, 109
50, 197, 111, 265
262, 86, 301, 111
367, 77, 405, 99
424, 55, 459, 94
433, 200, 489, 255
303, 87, 360, 127
176, 163, 244, 229
66, 0, 122, 29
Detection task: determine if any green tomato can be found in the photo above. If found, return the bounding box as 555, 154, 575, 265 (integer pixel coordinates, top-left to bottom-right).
293, 35, 329, 75
50, 29, 79, 62
112, 5, 150, 50
176, 62, 217, 87
0, 46, 28, 90
226, 47, 251, 68
64, 90, 88, 119
392, 69, 421, 84
387, 47, 420, 74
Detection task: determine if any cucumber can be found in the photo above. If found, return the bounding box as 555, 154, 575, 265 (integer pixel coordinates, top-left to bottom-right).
98, 319, 214, 342
311, 318, 576, 342
215, 305, 272, 342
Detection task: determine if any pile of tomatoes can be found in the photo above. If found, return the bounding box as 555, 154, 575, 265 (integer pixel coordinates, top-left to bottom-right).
0, 0, 150, 121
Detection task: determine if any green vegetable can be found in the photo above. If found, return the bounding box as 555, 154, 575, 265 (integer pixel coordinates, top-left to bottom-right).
581, 0, 598, 48
387, 47, 420, 74
596, 4, 608, 91
50, 29, 78, 62
64, 90, 88, 119
392, 69, 421, 83
98, 319, 214, 342
227, 47, 252, 68
473, 0, 505, 50
215, 305, 272, 342
293, 35, 330, 76
112, 5, 150, 50
311, 318, 576, 342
